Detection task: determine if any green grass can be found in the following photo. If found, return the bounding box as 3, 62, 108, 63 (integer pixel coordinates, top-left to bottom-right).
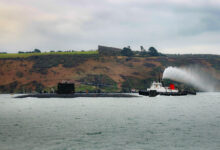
75, 84, 97, 92
0, 51, 98, 58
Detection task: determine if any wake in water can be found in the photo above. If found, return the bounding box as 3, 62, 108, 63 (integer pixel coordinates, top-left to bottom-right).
162, 66, 217, 92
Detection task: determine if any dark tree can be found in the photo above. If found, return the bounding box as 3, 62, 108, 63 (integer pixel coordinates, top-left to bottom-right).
121, 47, 134, 56
140, 46, 147, 56
34, 49, 41, 53
148, 47, 159, 56
140, 46, 145, 51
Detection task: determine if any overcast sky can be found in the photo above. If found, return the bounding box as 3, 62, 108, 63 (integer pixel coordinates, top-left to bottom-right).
0, 0, 220, 54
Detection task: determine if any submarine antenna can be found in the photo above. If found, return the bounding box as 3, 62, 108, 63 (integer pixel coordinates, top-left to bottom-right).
158, 71, 161, 83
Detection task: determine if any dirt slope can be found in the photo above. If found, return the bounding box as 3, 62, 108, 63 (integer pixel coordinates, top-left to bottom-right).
0, 55, 219, 93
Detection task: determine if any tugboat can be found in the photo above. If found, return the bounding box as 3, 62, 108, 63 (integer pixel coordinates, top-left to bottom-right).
139, 81, 196, 97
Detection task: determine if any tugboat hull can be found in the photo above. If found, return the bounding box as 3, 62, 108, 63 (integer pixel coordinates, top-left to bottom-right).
139, 90, 149, 96
149, 90, 158, 97
139, 90, 193, 97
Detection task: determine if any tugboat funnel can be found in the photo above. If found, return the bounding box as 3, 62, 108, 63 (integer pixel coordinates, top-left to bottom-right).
170, 84, 175, 90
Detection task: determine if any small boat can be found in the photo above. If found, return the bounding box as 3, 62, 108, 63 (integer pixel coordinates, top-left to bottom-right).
139, 81, 196, 97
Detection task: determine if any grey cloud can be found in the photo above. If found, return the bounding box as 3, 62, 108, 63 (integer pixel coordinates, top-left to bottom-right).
0, 0, 220, 54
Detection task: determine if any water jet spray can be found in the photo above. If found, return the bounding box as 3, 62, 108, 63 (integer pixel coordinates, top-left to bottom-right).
162, 66, 217, 92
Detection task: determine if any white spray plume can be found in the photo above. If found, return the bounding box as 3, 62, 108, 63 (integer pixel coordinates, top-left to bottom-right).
162, 66, 217, 92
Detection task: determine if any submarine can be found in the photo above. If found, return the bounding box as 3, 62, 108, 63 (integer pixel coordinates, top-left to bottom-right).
15, 81, 137, 98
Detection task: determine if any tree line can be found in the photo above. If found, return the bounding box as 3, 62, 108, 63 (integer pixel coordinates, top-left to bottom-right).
121, 46, 164, 57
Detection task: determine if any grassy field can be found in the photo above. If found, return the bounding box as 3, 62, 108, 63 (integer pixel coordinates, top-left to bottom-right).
0, 51, 98, 58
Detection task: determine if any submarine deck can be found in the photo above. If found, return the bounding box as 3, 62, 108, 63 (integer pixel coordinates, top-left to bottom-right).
15, 93, 138, 98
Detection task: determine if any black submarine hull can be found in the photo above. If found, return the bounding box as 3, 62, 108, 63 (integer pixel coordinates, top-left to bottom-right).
15, 93, 138, 98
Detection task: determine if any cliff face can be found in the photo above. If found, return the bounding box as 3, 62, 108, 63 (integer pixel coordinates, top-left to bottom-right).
0, 54, 220, 93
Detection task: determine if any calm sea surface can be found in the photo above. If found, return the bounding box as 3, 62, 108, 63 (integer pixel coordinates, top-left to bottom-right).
0, 93, 220, 150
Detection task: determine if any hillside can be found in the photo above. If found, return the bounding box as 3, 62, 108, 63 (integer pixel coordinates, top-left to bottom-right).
0, 51, 220, 93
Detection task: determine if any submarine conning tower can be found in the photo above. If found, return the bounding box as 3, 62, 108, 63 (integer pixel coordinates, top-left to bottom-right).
57, 81, 75, 94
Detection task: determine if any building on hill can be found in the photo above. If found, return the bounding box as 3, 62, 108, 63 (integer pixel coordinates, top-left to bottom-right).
98, 45, 122, 56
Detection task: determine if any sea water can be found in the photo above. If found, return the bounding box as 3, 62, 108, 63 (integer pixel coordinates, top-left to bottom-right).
0, 93, 220, 150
